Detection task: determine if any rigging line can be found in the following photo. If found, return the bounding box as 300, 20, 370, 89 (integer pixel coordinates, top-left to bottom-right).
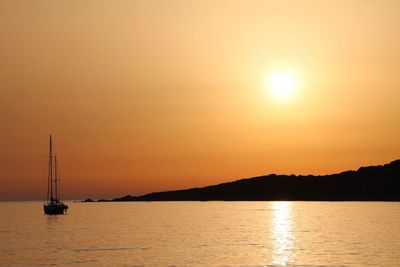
42, 176, 47, 204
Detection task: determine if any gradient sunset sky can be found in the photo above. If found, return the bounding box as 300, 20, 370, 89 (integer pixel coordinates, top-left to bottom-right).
1, 0, 400, 200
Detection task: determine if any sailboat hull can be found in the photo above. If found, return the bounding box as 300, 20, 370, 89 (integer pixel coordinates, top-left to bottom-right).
43, 203, 68, 215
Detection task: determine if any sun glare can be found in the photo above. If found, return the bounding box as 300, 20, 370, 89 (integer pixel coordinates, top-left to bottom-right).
267, 70, 298, 102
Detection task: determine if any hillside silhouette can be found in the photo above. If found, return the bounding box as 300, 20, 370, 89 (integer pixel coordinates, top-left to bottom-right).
107, 160, 400, 201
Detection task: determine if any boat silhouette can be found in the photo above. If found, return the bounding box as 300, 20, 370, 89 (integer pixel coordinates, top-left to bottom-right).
43, 135, 68, 215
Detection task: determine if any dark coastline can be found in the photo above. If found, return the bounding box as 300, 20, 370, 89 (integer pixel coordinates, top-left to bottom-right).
84, 159, 400, 202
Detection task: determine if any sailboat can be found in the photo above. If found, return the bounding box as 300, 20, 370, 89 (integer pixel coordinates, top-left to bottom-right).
43, 135, 68, 215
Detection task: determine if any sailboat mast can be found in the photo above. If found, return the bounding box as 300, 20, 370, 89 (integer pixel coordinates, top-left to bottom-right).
55, 155, 58, 201
47, 136, 50, 202
49, 135, 53, 201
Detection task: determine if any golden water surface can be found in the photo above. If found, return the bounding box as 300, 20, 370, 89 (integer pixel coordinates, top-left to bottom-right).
0, 202, 399, 266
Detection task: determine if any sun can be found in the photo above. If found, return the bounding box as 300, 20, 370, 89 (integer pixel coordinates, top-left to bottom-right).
267, 70, 298, 102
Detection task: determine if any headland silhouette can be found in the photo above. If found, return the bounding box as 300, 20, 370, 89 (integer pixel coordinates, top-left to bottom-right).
84, 159, 400, 202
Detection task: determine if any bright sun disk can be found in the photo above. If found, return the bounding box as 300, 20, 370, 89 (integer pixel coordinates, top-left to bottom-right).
267, 71, 298, 102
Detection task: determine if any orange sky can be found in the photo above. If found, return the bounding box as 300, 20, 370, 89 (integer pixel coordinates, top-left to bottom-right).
1, 0, 400, 200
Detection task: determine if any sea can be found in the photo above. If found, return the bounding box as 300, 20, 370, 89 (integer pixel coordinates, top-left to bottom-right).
0, 201, 399, 266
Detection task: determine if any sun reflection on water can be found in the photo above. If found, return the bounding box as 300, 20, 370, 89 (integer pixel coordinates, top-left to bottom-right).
271, 201, 293, 265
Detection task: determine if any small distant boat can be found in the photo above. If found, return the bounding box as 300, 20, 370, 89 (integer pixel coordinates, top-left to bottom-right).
43, 135, 68, 215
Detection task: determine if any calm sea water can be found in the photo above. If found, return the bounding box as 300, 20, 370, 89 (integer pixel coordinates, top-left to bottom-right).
0, 201, 399, 266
